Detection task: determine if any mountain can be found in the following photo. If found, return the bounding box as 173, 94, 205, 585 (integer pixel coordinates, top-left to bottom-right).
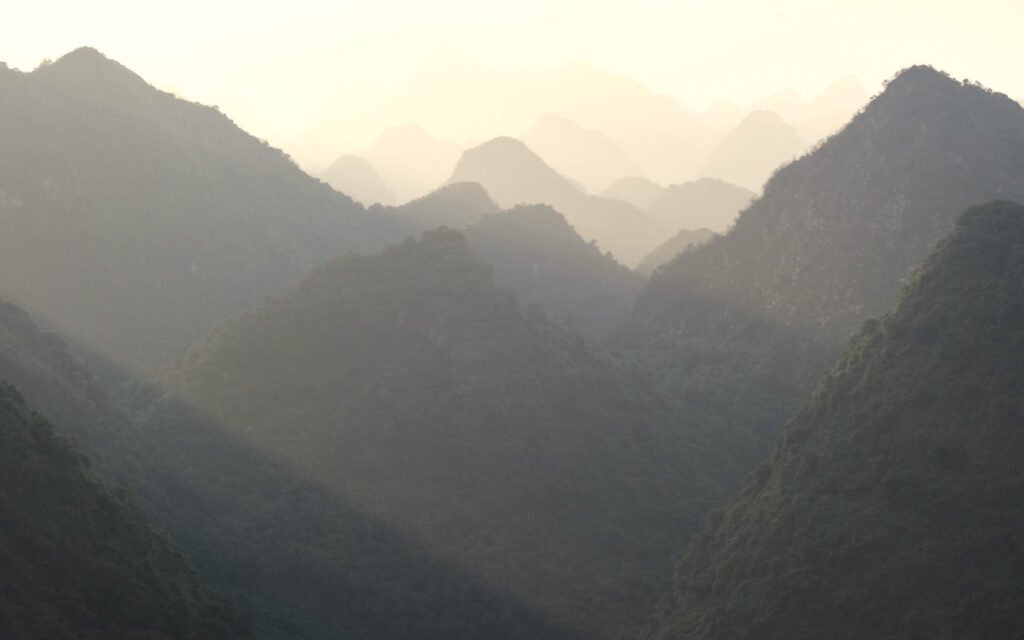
753, 74, 871, 144
387, 181, 499, 229
291, 52, 710, 184
699, 110, 806, 191
143, 228, 741, 639
618, 66, 1024, 449
0, 47, 409, 374
319, 154, 394, 206
645, 177, 754, 233
521, 113, 644, 192
447, 137, 664, 265
0, 300, 143, 485
0, 383, 252, 640
464, 204, 644, 335
643, 201, 1024, 640
362, 124, 465, 203
602, 176, 664, 210
637, 228, 715, 276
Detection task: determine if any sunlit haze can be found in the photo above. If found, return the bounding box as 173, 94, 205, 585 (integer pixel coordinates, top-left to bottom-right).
4, 0, 1021, 148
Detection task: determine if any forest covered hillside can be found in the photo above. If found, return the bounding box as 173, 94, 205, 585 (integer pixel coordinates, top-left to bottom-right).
465, 204, 643, 336
643, 200, 1024, 640
0, 47, 410, 374
0, 384, 252, 640
618, 66, 1024, 454
141, 228, 743, 639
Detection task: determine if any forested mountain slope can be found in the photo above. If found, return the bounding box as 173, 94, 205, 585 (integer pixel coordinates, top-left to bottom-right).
464, 205, 643, 336
0, 47, 409, 373
643, 200, 1024, 640
0, 384, 252, 640
619, 66, 1024, 449
142, 229, 741, 639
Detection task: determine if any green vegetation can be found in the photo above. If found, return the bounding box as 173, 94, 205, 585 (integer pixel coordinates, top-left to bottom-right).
0, 383, 251, 639
139, 228, 741, 639
643, 201, 1024, 640
618, 65, 1024, 460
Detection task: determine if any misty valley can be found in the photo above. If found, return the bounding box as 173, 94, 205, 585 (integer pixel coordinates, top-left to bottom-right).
2, 17, 1024, 640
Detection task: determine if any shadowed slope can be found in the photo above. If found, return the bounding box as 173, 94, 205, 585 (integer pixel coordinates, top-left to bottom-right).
644, 201, 1024, 640
148, 229, 742, 638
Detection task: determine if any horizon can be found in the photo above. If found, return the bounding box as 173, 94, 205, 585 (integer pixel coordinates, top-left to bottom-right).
4, 0, 1021, 149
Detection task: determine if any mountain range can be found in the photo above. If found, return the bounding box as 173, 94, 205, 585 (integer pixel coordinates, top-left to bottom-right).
643, 201, 1024, 640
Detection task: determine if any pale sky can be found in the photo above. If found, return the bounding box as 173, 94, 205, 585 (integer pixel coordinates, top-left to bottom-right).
3, 0, 1021, 145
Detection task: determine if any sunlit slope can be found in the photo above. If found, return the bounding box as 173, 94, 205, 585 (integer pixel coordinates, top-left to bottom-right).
0, 47, 410, 373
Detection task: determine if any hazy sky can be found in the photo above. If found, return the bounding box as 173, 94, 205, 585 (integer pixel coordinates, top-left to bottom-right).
3, 0, 1021, 144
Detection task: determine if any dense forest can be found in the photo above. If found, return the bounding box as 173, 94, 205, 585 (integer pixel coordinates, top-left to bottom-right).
133, 228, 743, 638
643, 201, 1024, 639
618, 65, 1024, 465
0, 383, 252, 639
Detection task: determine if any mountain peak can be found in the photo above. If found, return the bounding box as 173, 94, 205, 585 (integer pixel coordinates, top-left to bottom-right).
37, 46, 148, 91
883, 64, 960, 94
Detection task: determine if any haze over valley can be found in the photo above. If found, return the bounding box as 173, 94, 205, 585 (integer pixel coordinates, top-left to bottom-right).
2, 2, 1024, 638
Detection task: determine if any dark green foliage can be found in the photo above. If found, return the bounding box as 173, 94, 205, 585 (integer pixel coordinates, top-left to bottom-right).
0, 300, 143, 484
618, 66, 1024, 458
0, 47, 411, 373
140, 228, 741, 639
465, 204, 643, 336
0, 383, 252, 639
643, 201, 1024, 640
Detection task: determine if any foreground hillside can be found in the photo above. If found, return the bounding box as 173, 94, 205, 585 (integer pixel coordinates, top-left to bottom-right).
644, 201, 1024, 639
0, 384, 252, 639
143, 229, 740, 638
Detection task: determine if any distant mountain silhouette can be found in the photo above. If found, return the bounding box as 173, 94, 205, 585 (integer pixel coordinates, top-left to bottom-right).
0, 47, 410, 374
320, 154, 394, 205
292, 52, 710, 184
644, 201, 1024, 640
601, 176, 664, 210
465, 205, 643, 335
388, 181, 499, 229
362, 124, 465, 202
521, 113, 644, 192
753, 74, 871, 143
645, 177, 754, 233
447, 137, 664, 265
699, 110, 806, 191
618, 65, 1024, 457
147, 228, 740, 639
637, 228, 715, 276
